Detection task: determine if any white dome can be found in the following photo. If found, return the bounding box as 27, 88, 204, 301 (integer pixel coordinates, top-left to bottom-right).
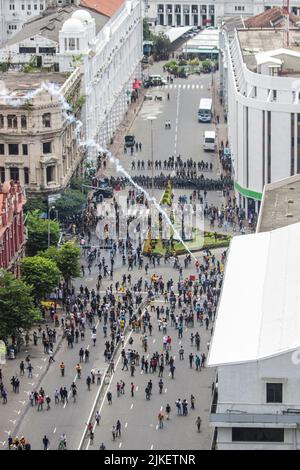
71, 9, 92, 24
61, 18, 85, 34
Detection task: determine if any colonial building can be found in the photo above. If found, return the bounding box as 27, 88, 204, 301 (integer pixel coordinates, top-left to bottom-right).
0, 68, 83, 194
0, 180, 26, 277
58, 0, 143, 147
145, 1, 300, 27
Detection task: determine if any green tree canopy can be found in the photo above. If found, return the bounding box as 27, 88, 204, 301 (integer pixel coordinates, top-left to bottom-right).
41, 242, 80, 286
24, 196, 47, 214
54, 189, 86, 219
0, 270, 41, 340
21, 256, 61, 301
143, 18, 152, 41
26, 210, 60, 256
152, 32, 171, 61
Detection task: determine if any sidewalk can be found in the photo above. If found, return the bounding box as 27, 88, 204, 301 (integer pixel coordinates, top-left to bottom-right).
0, 313, 65, 447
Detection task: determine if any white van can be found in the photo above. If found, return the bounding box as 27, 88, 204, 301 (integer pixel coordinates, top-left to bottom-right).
149, 74, 167, 86
203, 131, 216, 151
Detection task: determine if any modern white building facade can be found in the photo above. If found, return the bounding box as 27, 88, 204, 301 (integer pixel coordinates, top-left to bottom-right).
208, 220, 300, 449
58, 0, 143, 148
220, 27, 300, 215
145, 1, 300, 27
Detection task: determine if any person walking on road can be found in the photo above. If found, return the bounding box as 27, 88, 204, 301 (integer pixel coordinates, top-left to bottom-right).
131, 382, 135, 397
42, 435, 50, 450
196, 416, 202, 432
60, 362, 65, 377
86, 375, 92, 391
116, 420, 121, 437
158, 412, 164, 429
112, 425, 116, 441
95, 411, 101, 426
166, 403, 171, 420
107, 391, 112, 405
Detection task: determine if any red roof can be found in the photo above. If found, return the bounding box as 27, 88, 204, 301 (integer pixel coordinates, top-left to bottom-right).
245, 7, 300, 28
80, 0, 125, 18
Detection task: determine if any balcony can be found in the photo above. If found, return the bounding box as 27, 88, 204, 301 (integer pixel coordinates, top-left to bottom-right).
210, 411, 300, 427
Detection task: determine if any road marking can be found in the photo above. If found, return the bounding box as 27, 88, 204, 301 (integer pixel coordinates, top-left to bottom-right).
169, 85, 173, 90
152, 339, 156, 344
165, 388, 167, 393
81, 315, 143, 451
0, 441, 5, 446
33, 374, 39, 378
146, 354, 149, 359
169, 373, 171, 377
160, 406, 163, 411
150, 444, 154, 450
53, 428, 57, 434
136, 386, 139, 391
156, 424, 159, 430
179, 340, 182, 345
183, 84, 186, 89
125, 422, 128, 428
4, 431, 11, 435
119, 442, 122, 448
19, 401, 26, 405
13, 410, 21, 415
140, 370, 143, 375
9, 420, 16, 425
192, 85, 195, 89
201, 85, 203, 89
37, 366, 43, 370
28, 382, 35, 386
42, 358, 47, 362
130, 403, 134, 409
173, 356, 176, 360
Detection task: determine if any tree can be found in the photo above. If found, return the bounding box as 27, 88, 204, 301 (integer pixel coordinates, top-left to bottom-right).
152, 33, 171, 61
41, 242, 80, 286
0, 270, 41, 341
143, 18, 152, 41
24, 196, 47, 213
54, 189, 86, 219
26, 210, 60, 256
21, 256, 61, 301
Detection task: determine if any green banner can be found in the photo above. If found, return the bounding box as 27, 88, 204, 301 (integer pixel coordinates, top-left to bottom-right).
234, 181, 262, 201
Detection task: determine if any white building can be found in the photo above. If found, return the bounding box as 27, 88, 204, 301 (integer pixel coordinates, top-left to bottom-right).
0, 3, 108, 68
0, 0, 81, 47
220, 26, 300, 216
58, 1, 143, 147
145, 1, 300, 28
208, 219, 300, 450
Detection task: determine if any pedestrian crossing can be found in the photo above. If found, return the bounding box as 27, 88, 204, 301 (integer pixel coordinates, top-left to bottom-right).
164, 83, 204, 90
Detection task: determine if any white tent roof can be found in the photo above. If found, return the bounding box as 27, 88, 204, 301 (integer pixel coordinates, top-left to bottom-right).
207, 221, 300, 367
165, 26, 193, 43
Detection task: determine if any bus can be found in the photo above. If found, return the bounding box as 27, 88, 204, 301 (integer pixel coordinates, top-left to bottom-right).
198, 98, 212, 123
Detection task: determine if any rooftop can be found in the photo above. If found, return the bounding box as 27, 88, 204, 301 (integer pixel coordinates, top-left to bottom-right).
0, 71, 70, 95
6, 4, 108, 46
244, 7, 300, 29
257, 174, 300, 233
80, 0, 125, 18
207, 221, 300, 367
237, 29, 300, 73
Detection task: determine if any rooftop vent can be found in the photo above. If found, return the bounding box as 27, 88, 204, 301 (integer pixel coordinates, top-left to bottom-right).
286, 213, 293, 217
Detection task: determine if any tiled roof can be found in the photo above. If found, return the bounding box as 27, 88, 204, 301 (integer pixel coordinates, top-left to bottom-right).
80, 0, 125, 18
245, 7, 300, 28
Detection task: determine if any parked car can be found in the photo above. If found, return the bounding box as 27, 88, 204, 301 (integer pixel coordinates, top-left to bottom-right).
144, 94, 153, 101
124, 135, 135, 147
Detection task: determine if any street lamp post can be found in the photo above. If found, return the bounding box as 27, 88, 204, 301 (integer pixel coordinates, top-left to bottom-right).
48, 205, 56, 248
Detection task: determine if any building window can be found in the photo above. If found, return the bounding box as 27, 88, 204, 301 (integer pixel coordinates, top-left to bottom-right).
0, 115, 3, 129
266, 383, 283, 403
34, 3, 38, 9
68, 38, 76, 51
42, 113, 51, 128
19, 47, 36, 54
76, 38, 80, 50
22, 4, 25, 10
24, 167, 29, 185
39, 47, 56, 54
267, 111, 271, 183
28, 4, 31, 9
9, 4, 15, 10
43, 142, 52, 154
8, 144, 19, 155
175, 5, 181, 13
46, 165, 55, 183
21, 115, 27, 129
0, 167, 5, 183
22, 144, 28, 155
7, 115, 18, 129
0, 144, 4, 155
40, 4, 44, 10
10, 167, 19, 182
291, 113, 295, 175
232, 428, 284, 443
